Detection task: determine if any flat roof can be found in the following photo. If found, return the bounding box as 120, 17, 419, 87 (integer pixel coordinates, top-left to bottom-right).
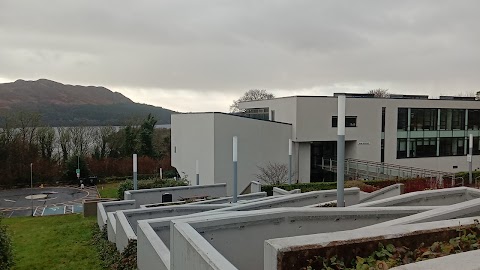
173, 112, 292, 125
239, 93, 480, 103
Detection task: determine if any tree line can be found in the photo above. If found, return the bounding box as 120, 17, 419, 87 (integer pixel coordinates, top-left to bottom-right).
0, 111, 172, 187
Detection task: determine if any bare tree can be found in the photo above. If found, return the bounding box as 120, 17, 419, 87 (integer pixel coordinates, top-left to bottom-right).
230, 89, 275, 113
70, 126, 92, 157
57, 127, 72, 161
36, 126, 55, 159
9, 111, 41, 146
255, 162, 291, 185
368, 89, 390, 98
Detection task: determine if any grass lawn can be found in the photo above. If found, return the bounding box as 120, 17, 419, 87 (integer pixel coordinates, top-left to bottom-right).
98, 182, 121, 198
4, 214, 102, 270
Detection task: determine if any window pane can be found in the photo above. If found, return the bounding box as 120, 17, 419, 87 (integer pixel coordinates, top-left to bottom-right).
468, 110, 480, 130
397, 139, 407, 159
397, 108, 408, 131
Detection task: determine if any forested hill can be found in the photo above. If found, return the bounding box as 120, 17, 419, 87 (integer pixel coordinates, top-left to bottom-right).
0, 79, 175, 126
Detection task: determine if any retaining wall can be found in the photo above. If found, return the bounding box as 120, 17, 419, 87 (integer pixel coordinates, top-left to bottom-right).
353, 187, 480, 207
272, 187, 301, 196
115, 204, 228, 251
124, 183, 227, 207
264, 216, 480, 270
97, 200, 135, 229
358, 184, 404, 203
169, 207, 433, 270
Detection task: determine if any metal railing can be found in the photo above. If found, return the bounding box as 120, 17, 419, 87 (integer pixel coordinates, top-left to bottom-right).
321, 157, 456, 184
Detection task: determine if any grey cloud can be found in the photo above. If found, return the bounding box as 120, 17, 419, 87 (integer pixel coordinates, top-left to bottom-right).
1, 0, 480, 99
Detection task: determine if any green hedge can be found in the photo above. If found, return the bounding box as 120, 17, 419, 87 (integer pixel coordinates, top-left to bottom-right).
456, 171, 480, 181
91, 224, 136, 270
261, 182, 338, 196
0, 216, 14, 270
117, 178, 189, 199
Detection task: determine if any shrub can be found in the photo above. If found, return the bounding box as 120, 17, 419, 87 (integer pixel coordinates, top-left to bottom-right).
117, 178, 189, 199
91, 224, 137, 270
0, 216, 14, 270
255, 162, 290, 185
456, 171, 480, 181
345, 180, 379, 193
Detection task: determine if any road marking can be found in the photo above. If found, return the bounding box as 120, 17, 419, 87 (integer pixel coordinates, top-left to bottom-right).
4, 199, 16, 203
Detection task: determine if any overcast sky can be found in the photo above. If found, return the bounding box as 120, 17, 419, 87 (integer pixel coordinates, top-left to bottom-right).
1, 1, 479, 112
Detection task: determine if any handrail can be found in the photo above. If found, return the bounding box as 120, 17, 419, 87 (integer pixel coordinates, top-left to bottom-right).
345, 158, 455, 177
321, 157, 455, 180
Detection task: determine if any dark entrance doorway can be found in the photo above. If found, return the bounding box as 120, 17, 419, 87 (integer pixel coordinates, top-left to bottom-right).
310, 141, 337, 182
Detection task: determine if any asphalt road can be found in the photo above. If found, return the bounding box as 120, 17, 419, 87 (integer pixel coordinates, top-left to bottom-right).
0, 187, 90, 209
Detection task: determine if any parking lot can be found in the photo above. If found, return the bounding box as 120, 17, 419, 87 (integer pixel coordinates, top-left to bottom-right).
0, 186, 99, 217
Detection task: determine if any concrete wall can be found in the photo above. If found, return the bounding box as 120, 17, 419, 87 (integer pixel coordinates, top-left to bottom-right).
353, 187, 480, 207
367, 197, 480, 228
115, 204, 228, 251
297, 143, 311, 182
172, 222, 238, 270
137, 211, 228, 270
264, 216, 480, 270
171, 113, 215, 185
359, 184, 404, 203
170, 207, 431, 270
124, 183, 227, 207
107, 212, 118, 242
189, 192, 267, 205
229, 188, 360, 210
272, 187, 301, 196
212, 113, 292, 195
97, 200, 136, 228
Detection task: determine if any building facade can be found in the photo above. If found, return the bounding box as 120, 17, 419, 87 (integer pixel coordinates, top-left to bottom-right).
172, 94, 480, 192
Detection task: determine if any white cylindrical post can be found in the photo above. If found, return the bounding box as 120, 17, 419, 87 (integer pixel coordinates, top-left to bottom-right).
288, 139, 293, 185
133, 154, 138, 190
233, 136, 238, 203
196, 160, 200, 185
337, 94, 346, 207
469, 134, 473, 185
159, 168, 163, 179
30, 163, 33, 216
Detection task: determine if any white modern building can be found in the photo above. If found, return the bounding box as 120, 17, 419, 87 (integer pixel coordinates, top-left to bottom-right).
172, 94, 480, 193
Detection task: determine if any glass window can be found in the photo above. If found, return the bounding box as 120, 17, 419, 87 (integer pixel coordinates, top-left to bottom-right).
410, 109, 437, 131
474, 137, 480, 155
452, 109, 466, 130
397, 108, 408, 131
410, 138, 437, 158
397, 139, 407, 159
244, 108, 269, 120
410, 109, 424, 131
439, 137, 465, 156
381, 107, 386, 132
468, 110, 480, 130
423, 109, 437, 130
332, 116, 357, 127
440, 109, 466, 130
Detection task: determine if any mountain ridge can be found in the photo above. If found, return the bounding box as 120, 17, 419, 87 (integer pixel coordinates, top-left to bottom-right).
0, 79, 175, 126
